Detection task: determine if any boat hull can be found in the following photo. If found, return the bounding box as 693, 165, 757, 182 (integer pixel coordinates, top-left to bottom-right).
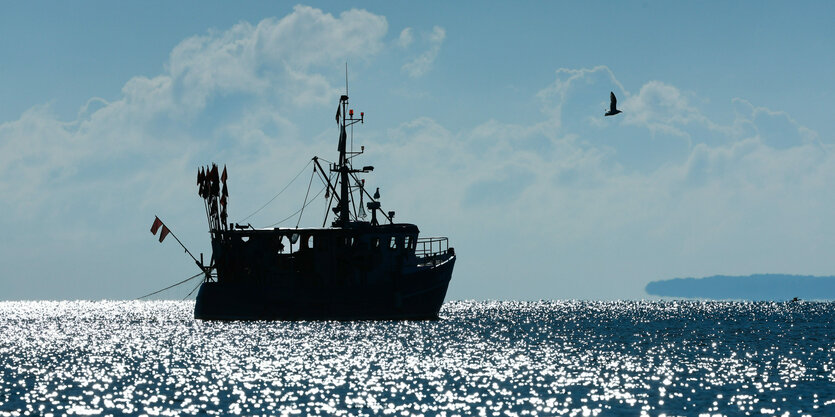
194, 256, 454, 320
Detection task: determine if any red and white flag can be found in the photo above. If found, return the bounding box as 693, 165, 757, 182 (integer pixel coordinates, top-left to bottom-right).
159, 225, 171, 243
150, 217, 163, 235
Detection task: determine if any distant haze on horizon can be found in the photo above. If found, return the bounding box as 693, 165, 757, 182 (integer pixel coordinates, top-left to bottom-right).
2, 2, 835, 301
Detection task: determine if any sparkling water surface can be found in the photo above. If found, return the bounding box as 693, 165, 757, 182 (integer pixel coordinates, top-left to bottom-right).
1, 301, 833, 416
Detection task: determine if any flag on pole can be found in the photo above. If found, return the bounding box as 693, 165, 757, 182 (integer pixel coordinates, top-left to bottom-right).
150, 217, 163, 235
159, 225, 171, 243
203, 166, 211, 198
221, 165, 227, 183
198, 168, 206, 197
210, 164, 220, 197
335, 104, 341, 124
338, 126, 346, 153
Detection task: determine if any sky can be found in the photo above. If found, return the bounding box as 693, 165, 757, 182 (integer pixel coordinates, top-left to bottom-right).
1, 2, 834, 301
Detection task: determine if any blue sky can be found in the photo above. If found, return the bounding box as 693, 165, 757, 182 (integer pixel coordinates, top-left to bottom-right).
1, 2, 834, 300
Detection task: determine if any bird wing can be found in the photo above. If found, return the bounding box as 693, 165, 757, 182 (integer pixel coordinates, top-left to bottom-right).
609, 91, 617, 112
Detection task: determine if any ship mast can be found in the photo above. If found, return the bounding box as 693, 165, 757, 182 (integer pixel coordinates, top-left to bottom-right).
311, 70, 393, 228
330, 88, 369, 227
338, 62, 350, 224
337, 94, 351, 225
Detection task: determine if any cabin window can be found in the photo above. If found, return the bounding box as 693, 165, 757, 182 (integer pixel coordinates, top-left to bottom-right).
373, 237, 380, 248
389, 236, 397, 250
404, 236, 411, 249
289, 233, 301, 253
307, 235, 314, 248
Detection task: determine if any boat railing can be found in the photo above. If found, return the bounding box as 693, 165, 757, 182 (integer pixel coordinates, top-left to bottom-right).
415, 237, 449, 259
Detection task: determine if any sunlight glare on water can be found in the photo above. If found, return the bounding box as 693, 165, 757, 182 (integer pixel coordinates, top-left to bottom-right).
1, 300, 833, 416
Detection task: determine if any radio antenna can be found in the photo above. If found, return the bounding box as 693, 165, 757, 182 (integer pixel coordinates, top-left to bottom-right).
345, 62, 348, 95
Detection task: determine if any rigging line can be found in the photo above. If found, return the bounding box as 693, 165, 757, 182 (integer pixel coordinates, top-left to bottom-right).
313, 164, 340, 208
202, 199, 211, 230
264, 184, 328, 228
237, 159, 313, 223
321, 171, 338, 227
135, 272, 204, 300
349, 181, 358, 221
183, 278, 204, 300
296, 168, 316, 228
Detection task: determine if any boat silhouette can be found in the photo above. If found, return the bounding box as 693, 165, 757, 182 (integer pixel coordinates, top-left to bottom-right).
192, 92, 456, 320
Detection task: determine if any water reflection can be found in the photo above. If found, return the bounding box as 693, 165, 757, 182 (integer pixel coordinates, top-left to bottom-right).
0, 300, 833, 416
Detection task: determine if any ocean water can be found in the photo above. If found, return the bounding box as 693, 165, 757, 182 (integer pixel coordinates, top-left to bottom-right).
0, 301, 833, 417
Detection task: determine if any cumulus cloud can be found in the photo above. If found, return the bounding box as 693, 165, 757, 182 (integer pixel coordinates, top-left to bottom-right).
0, 6, 393, 299
401, 26, 446, 78
0, 6, 389, 207
377, 64, 834, 299
2, 4, 832, 301
621, 81, 703, 138
536, 65, 626, 130
732, 98, 821, 149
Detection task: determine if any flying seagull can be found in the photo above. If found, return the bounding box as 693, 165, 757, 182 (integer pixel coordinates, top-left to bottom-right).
604, 91, 622, 117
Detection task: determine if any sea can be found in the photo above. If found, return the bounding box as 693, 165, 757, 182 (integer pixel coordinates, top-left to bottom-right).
1, 300, 833, 417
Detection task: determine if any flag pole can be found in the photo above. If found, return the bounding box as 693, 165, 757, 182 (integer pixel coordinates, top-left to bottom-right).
156, 216, 204, 271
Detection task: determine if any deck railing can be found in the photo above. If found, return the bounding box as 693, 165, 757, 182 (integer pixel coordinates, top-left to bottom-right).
415, 237, 449, 258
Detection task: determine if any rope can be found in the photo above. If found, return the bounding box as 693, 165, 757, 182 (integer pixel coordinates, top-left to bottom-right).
183, 279, 204, 300
296, 169, 316, 228
135, 272, 204, 300
237, 159, 313, 223
264, 184, 327, 228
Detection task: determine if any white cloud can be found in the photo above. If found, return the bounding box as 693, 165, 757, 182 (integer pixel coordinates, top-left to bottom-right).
398, 28, 414, 48
621, 81, 702, 138
2, 2, 833, 301
536, 65, 626, 130
0, 6, 389, 208
253, 6, 387, 69
0, 7, 394, 299
731, 98, 822, 149
370, 64, 835, 299
401, 26, 446, 78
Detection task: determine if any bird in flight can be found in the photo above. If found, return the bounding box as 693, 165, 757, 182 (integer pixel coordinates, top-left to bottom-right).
604, 91, 622, 117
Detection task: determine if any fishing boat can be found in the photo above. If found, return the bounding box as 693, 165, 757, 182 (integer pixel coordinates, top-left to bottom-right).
191, 92, 455, 320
